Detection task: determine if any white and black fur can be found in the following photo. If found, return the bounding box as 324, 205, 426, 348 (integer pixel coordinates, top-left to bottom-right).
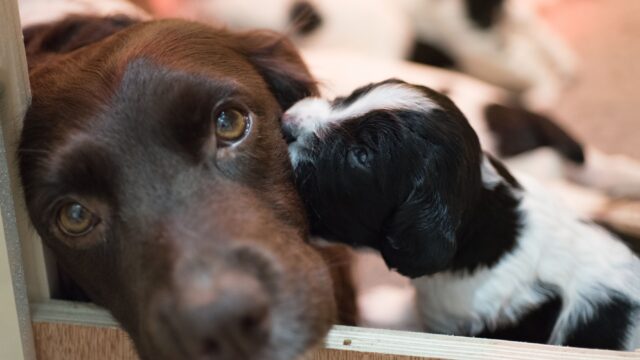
164, 0, 574, 107
282, 79, 640, 349
401, 0, 575, 107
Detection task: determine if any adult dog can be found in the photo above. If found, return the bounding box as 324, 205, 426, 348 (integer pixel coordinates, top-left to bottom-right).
20, 16, 349, 360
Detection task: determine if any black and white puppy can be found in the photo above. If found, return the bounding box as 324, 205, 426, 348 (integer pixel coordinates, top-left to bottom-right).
167, 0, 574, 106
403, 0, 575, 107
282, 79, 640, 349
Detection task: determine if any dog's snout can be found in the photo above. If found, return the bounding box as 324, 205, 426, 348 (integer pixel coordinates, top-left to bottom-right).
155, 271, 271, 359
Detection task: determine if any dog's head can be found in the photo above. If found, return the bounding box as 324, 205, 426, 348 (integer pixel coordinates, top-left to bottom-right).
20, 19, 335, 360
283, 79, 483, 278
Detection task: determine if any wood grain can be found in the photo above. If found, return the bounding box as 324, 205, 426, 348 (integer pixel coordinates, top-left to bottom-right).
0, 0, 40, 358
0, 0, 52, 303
33, 322, 139, 360
31, 301, 640, 360
32, 322, 431, 360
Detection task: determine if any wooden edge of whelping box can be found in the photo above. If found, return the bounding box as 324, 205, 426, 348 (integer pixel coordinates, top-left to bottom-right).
31, 300, 640, 360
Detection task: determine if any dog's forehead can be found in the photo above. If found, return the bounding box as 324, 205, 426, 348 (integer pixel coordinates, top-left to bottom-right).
24, 58, 279, 211
116, 58, 243, 106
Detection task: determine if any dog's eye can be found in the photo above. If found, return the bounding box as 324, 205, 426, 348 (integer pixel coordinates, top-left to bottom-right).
57, 202, 97, 236
215, 108, 249, 144
348, 147, 371, 168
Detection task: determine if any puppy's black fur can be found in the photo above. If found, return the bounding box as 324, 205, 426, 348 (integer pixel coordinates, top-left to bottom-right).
466, 0, 505, 29
295, 81, 519, 276
284, 79, 640, 349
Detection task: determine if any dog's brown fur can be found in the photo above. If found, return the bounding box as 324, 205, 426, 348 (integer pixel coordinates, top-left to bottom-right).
20, 17, 355, 360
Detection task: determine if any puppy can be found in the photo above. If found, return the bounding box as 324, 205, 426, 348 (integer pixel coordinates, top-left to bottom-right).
403, 0, 576, 107
153, 0, 573, 106
282, 79, 640, 349
20, 17, 341, 360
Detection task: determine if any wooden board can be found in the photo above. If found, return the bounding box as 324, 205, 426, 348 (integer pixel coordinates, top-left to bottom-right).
31, 300, 640, 360
0, 0, 52, 302
0, 0, 41, 359
33, 322, 138, 360
0, 213, 29, 360
32, 322, 432, 360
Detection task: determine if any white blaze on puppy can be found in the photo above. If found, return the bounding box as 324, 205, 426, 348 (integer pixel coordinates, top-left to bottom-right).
286, 83, 440, 135
285, 82, 441, 167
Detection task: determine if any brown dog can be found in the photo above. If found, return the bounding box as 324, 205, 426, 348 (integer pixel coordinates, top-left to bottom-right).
20, 17, 353, 360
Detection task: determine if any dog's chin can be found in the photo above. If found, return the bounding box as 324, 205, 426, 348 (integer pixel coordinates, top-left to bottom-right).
131, 287, 329, 360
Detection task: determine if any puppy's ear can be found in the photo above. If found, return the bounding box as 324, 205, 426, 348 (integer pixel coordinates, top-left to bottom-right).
234, 31, 318, 110
382, 190, 459, 278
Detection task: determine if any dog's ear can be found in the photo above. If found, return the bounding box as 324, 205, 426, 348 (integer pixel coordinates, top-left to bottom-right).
381, 189, 459, 278
23, 15, 139, 69
234, 30, 318, 110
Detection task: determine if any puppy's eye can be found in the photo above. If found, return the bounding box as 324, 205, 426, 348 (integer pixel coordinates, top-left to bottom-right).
57, 202, 97, 236
348, 147, 371, 168
215, 108, 249, 144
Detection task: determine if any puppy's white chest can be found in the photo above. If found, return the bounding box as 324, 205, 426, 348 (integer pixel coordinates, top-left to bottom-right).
412, 261, 545, 336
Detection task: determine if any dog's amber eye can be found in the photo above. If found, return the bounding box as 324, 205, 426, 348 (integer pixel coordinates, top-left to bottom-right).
215, 108, 248, 144
57, 202, 96, 236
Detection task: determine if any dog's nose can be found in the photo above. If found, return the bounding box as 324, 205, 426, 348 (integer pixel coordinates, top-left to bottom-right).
158, 271, 271, 359
282, 117, 298, 144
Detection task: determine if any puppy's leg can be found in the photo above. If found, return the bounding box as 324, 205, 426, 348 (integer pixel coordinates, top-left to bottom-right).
504, 151, 610, 218
551, 295, 638, 350
594, 200, 640, 253
505, 146, 640, 201
565, 147, 640, 199
485, 104, 640, 198
506, 0, 577, 106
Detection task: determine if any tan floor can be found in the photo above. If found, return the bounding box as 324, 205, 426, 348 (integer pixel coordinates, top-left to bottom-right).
544, 0, 640, 159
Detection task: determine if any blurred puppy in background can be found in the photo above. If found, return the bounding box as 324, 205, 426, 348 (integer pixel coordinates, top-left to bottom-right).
142, 0, 575, 107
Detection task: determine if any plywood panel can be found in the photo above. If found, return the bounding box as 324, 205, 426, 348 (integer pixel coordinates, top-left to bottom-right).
0, 0, 52, 302
33, 322, 139, 360
31, 301, 639, 360
32, 320, 640, 360
32, 322, 428, 360
310, 349, 431, 360
0, 213, 26, 360
0, 0, 42, 359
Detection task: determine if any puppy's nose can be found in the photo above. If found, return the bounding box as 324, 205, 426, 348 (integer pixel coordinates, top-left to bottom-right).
282, 116, 298, 144
160, 271, 271, 359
